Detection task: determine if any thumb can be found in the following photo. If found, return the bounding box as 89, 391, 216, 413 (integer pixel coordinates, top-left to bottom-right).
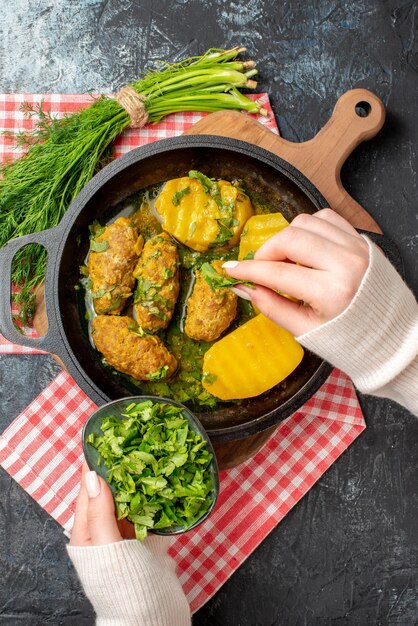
242, 284, 317, 337
85, 470, 123, 545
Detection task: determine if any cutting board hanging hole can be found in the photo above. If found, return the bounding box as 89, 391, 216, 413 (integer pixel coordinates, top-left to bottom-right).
355, 101, 372, 117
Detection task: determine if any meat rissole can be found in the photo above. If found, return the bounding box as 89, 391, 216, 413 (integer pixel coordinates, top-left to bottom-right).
91, 315, 177, 381
88, 217, 142, 315
133, 232, 180, 332
185, 260, 238, 342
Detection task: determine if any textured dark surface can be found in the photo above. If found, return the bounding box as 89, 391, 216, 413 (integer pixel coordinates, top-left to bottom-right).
1, 1, 417, 624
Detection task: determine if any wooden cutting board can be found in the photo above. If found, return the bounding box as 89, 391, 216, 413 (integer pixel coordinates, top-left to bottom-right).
34, 88, 386, 467
184, 88, 385, 233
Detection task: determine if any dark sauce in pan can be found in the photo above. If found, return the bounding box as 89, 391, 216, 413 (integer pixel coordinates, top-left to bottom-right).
80, 181, 288, 411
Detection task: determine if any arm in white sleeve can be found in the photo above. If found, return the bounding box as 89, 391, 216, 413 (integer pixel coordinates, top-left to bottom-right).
297, 237, 418, 416
67, 537, 191, 626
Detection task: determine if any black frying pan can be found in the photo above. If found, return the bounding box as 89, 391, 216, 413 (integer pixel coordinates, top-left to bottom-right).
0, 136, 400, 442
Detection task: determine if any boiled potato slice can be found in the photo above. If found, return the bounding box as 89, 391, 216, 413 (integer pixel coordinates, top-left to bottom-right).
155, 176, 253, 252
202, 313, 303, 400
238, 212, 289, 260
239, 212, 297, 307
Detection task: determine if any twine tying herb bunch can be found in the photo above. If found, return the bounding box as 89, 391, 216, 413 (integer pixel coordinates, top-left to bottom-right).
0, 46, 266, 325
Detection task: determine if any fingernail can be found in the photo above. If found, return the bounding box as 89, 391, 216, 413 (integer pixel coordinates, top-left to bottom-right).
85, 471, 101, 498
222, 261, 239, 269
231, 287, 252, 301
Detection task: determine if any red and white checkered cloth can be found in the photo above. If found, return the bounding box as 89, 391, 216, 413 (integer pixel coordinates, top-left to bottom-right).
0, 93, 366, 613
0, 369, 365, 612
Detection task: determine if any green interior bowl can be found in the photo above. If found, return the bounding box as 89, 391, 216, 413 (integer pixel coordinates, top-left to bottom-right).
82, 395, 220, 536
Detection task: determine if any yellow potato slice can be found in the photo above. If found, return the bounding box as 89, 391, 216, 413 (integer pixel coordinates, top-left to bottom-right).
238, 212, 289, 260
239, 212, 297, 307
155, 176, 253, 252
202, 313, 304, 400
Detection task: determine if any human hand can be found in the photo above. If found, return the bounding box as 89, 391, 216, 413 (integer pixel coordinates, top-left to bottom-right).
223, 209, 370, 336
69, 461, 135, 546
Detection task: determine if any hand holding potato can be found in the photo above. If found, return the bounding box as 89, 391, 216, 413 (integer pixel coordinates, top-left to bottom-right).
223, 209, 370, 337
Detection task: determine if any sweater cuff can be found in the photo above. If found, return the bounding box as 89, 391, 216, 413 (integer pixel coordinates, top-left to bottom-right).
67, 538, 191, 626
297, 237, 418, 404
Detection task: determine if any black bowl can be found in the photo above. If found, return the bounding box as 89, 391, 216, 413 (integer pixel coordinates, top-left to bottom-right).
82, 395, 220, 535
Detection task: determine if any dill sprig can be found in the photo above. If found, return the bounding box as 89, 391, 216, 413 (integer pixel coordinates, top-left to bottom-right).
0, 47, 265, 324
0, 97, 127, 325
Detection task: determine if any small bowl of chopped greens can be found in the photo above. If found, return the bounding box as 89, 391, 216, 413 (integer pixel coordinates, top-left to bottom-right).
82, 396, 220, 540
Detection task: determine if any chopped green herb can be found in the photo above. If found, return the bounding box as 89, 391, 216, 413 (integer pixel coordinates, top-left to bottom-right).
134, 277, 159, 302
101, 295, 123, 313
210, 219, 234, 247
234, 185, 246, 194
162, 268, 175, 279
146, 365, 169, 381
172, 186, 191, 206
188, 170, 239, 219
89, 221, 106, 239
202, 372, 218, 385
200, 262, 255, 290
80, 276, 92, 290
188, 170, 213, 193
91, 285, 116, 299
91, 288, 107, 299
128, 322, 146, 337
221, 202, 236, 216
90, 239, 109, 252
86, 400, 215, 540
243, 251, 255, 260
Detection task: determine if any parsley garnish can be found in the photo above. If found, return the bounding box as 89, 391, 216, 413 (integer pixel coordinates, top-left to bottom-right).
101, 295, 122, 313
89, 221, 106, 239
86, 400, 215, 540
200, 262, 255, 290
90, 239, 109, 252
188, 170, 214, 193
91, 285, 116, 299
172, 186, 191, 206
89, 220, 109, 252
146, 365, 169, 381
202, 372, 218, 385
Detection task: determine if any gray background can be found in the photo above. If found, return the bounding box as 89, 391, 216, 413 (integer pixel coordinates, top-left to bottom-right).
1, 1, 417, 624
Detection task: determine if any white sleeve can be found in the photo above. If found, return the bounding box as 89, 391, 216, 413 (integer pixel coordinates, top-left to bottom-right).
67, 537, 191, 626
297, 237, 418, 416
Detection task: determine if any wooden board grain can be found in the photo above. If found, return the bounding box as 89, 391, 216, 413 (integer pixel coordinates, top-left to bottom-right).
184, 88, 385, 233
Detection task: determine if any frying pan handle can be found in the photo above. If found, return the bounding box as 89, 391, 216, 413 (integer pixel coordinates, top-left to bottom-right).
359, 230, 405, 277
0, 228, 62, 352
